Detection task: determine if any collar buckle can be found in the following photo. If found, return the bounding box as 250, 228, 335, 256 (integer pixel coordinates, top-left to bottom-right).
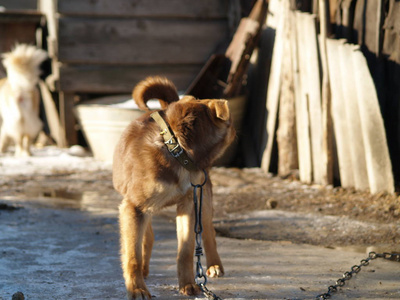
150, 111, 198, 171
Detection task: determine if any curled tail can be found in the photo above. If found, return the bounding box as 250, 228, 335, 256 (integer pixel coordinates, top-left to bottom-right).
132, 76, 179, 111
2, 44, 48, 89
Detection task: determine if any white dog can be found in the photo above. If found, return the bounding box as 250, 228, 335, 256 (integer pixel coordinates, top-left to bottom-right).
0, 44, 47, 156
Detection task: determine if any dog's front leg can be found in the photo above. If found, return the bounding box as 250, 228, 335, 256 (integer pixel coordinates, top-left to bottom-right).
142, 220, 154, 278
202, 180, 224, 278
176, 196, 201, 296
119, 199, 152, 300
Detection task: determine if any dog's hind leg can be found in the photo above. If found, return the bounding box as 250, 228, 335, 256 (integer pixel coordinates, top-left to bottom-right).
14, 135, 24, 157
119, 199, 152, 300
202, 180, 224, 278
142, 219, 154, 278
176, 195, 201, 296
0, 132, 11, 153
21, 135, 32, 156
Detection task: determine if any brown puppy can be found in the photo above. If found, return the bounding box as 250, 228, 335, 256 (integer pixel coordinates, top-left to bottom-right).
113, 76, 235, 299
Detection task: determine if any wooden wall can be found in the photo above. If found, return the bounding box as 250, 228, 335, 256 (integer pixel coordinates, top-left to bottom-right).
259, 0, 394, 194
0, 9, 43, 77
40, 0, 231, 93
38, 0, 232, 145
0, 0, 37, 10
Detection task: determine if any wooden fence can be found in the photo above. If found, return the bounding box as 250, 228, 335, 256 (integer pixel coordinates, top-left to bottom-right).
260, 0, 394, 194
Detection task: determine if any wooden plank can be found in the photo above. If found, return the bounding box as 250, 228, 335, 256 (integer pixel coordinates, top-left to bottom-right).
57, 64, 201, 93
302, 13, 324, 184
352, 46, 394, 194
0, 13, 42, 75
339, 43, 369, 191
277, 6, 298, 176
185, 54, 231, 99
59, 92, 77, 146
326, 38, 354, 188
0, 0, 37, 10
318, 0, 334, 185
56, 18, 229, 65
0, 11, 42, 22
39, 80, 68, 148
56, 0, 229, 18
260, 0, 286, 173
224, 18, 260, 97
187, 0, 267, 99
293, 12, 312, 184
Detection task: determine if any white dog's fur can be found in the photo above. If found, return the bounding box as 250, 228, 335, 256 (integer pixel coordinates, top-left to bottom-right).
0, 44, 47, 156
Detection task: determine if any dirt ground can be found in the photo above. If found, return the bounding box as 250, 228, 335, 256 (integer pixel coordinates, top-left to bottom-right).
1, 149, 398, 249
210, 168, 400, 248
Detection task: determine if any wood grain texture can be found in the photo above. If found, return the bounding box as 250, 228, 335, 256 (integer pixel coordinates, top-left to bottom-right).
57, 64, 200, 93
57, 0, 229, 18
301, 13, 323, 184
293, 11, 312, 184
326, 38, 354, 188
56, 18, 229, 64
352, 46, 394, 194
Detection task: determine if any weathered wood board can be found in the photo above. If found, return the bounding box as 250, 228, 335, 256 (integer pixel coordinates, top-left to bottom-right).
55, 18, 228, 65
326, 38, 355, 188
0, 12, 42, 76
56, 0, 229, 18
39, 80, 67, 147
224, 17, 259, 97
260, 0, 285, 173
293, 12, 312, 184
300, 12, 323, 184
352, 46, 394, 194
339, 43, 369, 191
1, 0, 37, 10
276, 8, 298, 176
57, 64, 200, 93
318, 0, 334, 186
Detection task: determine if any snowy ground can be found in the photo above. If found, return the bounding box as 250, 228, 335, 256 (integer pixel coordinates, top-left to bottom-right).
0, 146, 111, 176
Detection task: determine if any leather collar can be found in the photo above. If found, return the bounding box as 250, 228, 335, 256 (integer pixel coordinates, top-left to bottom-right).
150, 111, 198, 171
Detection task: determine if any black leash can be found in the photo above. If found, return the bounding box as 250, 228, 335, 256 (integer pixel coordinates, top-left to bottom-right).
192, 170, 223, 300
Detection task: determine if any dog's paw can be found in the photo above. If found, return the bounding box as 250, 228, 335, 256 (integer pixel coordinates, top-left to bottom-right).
127, 288, 152, 300
179, 283, 201, 296
206, 265, 224, 278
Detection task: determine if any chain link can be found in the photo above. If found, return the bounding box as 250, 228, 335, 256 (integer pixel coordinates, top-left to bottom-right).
192, 170, 223, 300
192, 170, 400, 300
316, 251, 400, 299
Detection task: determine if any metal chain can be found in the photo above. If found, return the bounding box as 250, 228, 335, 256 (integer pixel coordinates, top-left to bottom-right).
192, 170, 223, 300
316, 251, 400, 299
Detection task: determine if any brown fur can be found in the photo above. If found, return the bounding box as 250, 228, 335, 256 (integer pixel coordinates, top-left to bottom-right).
113, 76, 235, 299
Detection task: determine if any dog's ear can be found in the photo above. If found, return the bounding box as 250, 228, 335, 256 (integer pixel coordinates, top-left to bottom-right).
207, 100, 230, 121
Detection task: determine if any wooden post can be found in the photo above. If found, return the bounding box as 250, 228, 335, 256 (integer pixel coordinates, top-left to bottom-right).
327, 38, 355, 188
352, 46, 394, 194
293, 12, 312, 184
339, 44, 369, 190
261, 0, 286, 173
302, 13, 324, 184
318, 0, 333, 185
277, 3, 298, 176
59, 92, 78, 146
39, 81, 68, 148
